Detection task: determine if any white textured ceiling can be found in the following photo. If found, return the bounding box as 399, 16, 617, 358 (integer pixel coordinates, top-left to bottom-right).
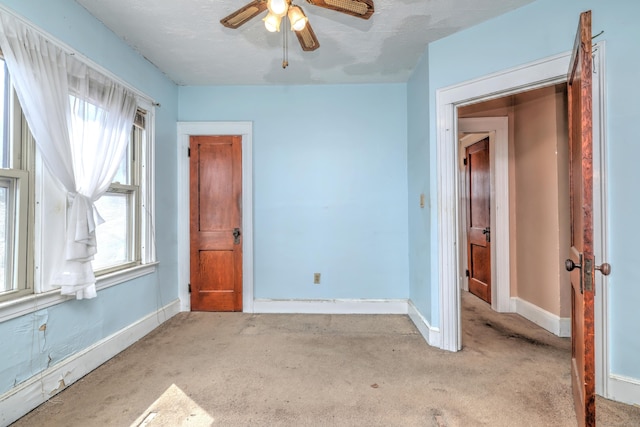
74, 0, 534, 86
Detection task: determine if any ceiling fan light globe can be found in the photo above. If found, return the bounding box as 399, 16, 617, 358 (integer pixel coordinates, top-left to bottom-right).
291, 18, 307, 31
268, 0, 288, 16
292, 19, 307, 31
263, 13, 282, 32
288, 6, 308, 31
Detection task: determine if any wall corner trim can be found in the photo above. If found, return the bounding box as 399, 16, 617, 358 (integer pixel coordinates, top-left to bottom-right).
0, 299, 181, 426
408, 300, 441, 348
511, 297, 570, 338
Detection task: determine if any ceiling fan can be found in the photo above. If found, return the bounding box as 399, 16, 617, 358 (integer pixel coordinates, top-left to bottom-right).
220, 0, 375, 52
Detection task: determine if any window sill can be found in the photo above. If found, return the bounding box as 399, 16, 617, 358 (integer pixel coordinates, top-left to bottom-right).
0, 262, 158, 323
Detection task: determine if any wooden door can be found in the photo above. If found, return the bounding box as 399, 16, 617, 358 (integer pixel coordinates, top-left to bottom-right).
190, 135, 243, 311
465, 137, 491, 304
566, 10, 598, 426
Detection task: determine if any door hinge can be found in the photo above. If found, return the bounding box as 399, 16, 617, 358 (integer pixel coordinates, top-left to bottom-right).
188, 283, 191, 293
463, 158, 467, 166
465, 269, 470, 278
188, 147, 191, 157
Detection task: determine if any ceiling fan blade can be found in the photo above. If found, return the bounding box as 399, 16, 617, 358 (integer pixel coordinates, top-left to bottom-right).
305, 0, 374, 20
220, 0, 268, 29
294, 21, 320, 51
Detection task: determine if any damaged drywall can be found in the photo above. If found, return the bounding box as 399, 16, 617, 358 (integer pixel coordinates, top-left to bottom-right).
0, 310, 49, 391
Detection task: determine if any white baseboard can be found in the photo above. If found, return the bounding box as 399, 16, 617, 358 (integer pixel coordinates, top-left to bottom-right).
511, 297, 570, 337
558, 317, 571, 338
0, 299, 180, 426
407, 300, 441, 347
609, 374, 640, 406
252, 298, 409, 314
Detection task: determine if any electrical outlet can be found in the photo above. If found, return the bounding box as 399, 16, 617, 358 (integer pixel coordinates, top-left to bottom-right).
313, 273, 321, 284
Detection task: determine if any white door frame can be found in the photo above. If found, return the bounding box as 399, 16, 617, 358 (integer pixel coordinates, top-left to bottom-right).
176, 122, 254, 313
436, 45, 609, 396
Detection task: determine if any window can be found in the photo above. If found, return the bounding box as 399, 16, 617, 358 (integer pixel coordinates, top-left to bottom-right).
93, 111, 146, 273
34, 103, 155, 293
0, 55, 32, 302
0, 57, 155, 305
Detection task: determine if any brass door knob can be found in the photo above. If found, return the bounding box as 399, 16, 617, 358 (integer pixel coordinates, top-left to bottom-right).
565, 259, 581, 271
595, 263, 611, 276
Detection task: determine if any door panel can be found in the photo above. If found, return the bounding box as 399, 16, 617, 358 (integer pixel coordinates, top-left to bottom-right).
466, 137, 491, 304
566, 10, 595, 427
190, 135, 243, 312
199, 251, 235, 291
199, 142, 239, 231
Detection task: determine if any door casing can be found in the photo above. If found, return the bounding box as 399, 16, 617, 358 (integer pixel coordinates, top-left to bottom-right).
435, 45, 609, 397
177, 122, 254, 313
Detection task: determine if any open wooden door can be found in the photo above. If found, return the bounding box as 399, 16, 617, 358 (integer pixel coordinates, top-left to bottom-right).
465, 137, 491, 304
565, 10, 610, 426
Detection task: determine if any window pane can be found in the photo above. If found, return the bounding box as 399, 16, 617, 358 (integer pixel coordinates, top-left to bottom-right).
0, 184, 10, 292
112, 149, 129, 185
93, 193, 130, 270
112, 126, 139, 185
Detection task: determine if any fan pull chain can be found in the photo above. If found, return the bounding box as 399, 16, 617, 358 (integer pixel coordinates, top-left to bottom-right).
282, 16, 289, 68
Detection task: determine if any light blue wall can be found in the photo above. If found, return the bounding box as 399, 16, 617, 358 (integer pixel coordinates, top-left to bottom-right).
180, 84, 409, 299
421, 0, 640, 379
0, 0, 179, 395
407, 49, 432, 318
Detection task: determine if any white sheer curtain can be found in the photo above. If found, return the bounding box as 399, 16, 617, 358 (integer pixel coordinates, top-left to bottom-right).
0, 13, 137, 299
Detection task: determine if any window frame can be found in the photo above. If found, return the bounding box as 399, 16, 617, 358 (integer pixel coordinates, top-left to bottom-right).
93, 118, 143, 275
92, 100, 156, 274
0, 66, 33, 303
0, 170, 29, 299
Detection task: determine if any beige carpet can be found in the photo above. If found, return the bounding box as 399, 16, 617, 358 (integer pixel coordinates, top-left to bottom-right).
11, 292, 640, 426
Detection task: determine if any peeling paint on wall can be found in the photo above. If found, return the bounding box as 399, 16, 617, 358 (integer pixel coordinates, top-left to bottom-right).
50, 378, 66, 396
0, 309, 50, 392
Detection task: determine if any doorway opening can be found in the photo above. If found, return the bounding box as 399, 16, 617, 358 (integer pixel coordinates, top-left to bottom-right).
436, 46, 609, 397
458, 83, 571, 340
